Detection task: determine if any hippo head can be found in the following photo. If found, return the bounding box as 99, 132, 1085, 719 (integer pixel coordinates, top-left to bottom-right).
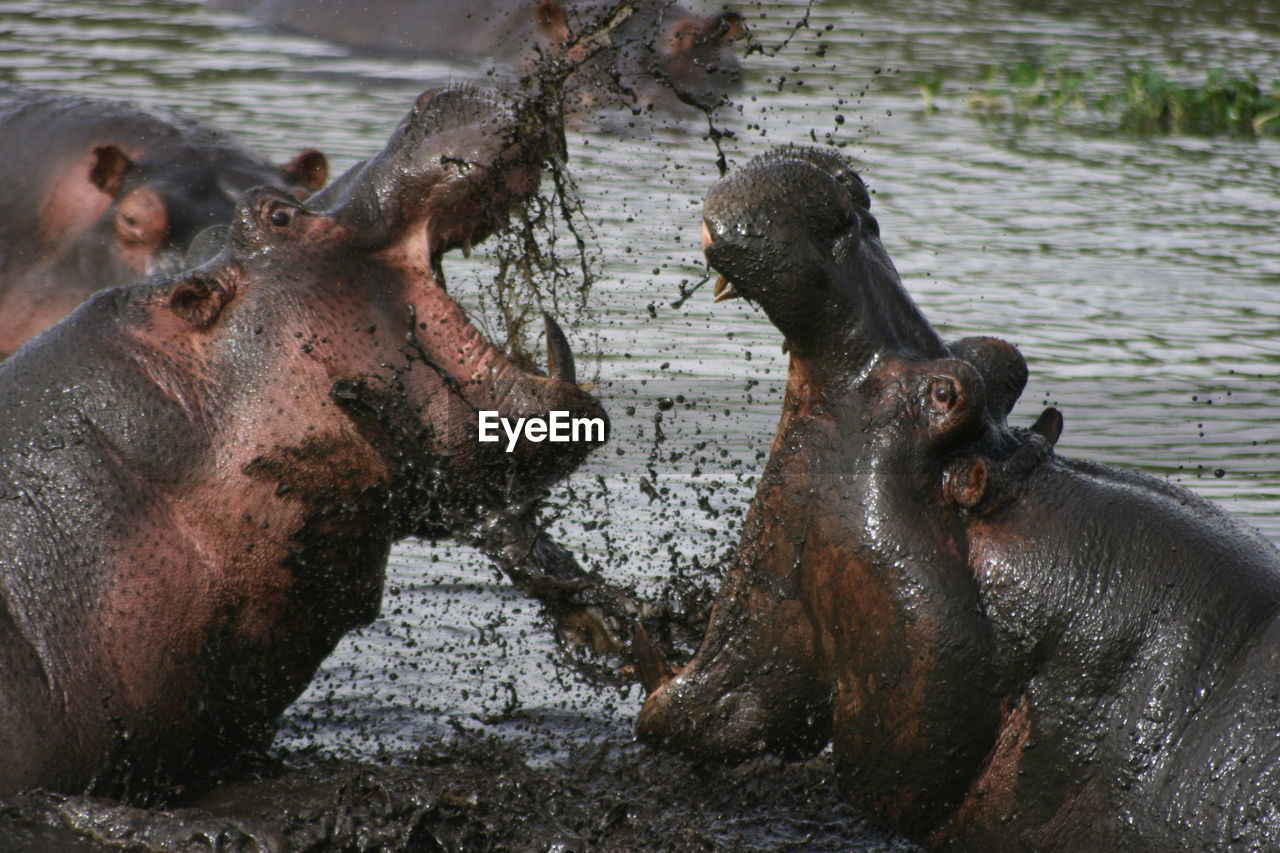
87, 137, 327, 279
638, 150, 1039, 818
700, 147, 1029, 451
531, 0, 746, 116
155, 87, 602, 544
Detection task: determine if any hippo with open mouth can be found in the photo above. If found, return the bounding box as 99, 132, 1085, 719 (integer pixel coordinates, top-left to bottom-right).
636, 148, 1280, 850
0, 87, 605, 802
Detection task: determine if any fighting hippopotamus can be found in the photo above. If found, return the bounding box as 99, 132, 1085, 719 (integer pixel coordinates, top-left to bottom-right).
636, 148, 1280, 849
212, 0, 745, 117
0, 85, 328, 359
0, 87, 604, 802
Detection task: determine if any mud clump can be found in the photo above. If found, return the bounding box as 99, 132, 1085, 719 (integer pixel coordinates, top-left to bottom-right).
0, 736, 918, 852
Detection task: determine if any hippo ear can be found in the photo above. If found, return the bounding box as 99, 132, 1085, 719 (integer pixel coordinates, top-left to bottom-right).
533, 0, 571, 49
943, 456, 989, 510
167, 274, 237, 328
281, 148, 328, 194
1030, 406, 1064, 446
89, 145, 135, 198
713, 11, 748, 42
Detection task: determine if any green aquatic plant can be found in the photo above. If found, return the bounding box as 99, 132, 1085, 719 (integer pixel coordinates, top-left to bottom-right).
1105, 62, 1280, 135
934, 51, 1280, 137
917, 72, 943, 113
966, 47, 1094, 118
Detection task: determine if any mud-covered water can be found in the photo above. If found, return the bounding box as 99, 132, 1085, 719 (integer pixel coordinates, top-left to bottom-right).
1, 0, 1278, 850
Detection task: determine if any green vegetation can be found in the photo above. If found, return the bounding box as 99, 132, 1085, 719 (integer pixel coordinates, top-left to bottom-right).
922, 52, 1280, 137
1105, 64, 1280, 135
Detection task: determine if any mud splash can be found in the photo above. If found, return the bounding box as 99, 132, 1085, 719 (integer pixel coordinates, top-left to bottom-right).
1, 737, 919, 852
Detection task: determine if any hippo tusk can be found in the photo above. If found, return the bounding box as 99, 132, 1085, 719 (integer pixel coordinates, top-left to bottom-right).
712, 274, 741, 302
543, 311, 576, 383
632, 621, 680, 695
461, 237, 472, 259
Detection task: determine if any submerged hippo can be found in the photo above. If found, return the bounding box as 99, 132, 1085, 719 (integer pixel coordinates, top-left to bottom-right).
213, 0, 746, 116
0, 85, 328, 359
636, 148, 1280, 850
0, 87, 604, 802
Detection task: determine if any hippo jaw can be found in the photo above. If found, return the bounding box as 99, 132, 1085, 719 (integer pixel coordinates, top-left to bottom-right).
173, 87, 603, 538
328, 89, 600, 532
639, 149, 1033, 772
702, 147, 947, 380
315, 87, 557, 261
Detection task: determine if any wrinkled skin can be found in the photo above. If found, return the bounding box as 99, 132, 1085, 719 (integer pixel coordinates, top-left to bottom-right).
0, 85, 328, 359
212, 0, 746, 116
637, 148, 1280, 850
0, 88, 605, 803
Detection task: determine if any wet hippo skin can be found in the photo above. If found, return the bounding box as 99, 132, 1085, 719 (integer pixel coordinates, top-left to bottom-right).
637, 147, 1280, 850
0, 84, 328, 359
0, 87, 604, 803
212, 0, 746, 117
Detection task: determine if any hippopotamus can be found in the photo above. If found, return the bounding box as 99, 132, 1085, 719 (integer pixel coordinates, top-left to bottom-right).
0, 87, 604, 803
212, 0, 746, 117
635, 148, 1280, 850
0, 85, 328, 359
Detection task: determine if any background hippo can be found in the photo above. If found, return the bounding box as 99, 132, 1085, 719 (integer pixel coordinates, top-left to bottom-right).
0, 87, 604, 803
637, 148, 1280, 849
0, 84, 328, 359
211, 0, 746, 116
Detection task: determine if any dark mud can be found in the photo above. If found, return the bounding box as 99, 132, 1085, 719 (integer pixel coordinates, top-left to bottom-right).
0, 736, 919, 852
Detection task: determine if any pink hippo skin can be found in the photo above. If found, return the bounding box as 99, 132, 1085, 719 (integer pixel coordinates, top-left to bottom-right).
0, 84, 328, 359
0, 87, 604, 802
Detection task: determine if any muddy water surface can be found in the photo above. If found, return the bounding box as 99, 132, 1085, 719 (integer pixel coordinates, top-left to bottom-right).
1, 0, 1278, 849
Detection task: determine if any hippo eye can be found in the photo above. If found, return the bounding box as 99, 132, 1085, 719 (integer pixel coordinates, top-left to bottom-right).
930, 377, 957, 411
269, 206, 293, 228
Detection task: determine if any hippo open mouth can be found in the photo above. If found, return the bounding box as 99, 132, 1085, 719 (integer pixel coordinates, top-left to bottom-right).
290, 86, 599, 532
323, 86, 579, 384
642, 147, 1280, 850
699, 147, 948, 370
0, 87, 605, 801
638, 146, 1033, 778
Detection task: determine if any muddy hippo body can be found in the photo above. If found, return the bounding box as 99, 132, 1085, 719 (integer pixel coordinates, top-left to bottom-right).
213, 0, 745, 115
0, 85, 327, 359
0, 88, 603, 802
637, 149, 1280, 849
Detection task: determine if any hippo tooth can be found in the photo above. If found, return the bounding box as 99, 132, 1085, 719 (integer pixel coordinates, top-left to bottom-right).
461, 238, 472, 259
712, 274, 741, 302
632, 622, 679, 695
543, 311, 577, 384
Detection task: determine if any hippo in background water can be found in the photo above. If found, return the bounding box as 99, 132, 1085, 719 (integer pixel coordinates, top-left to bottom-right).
211, 0, 746, 118
636, 148, 1280, 849
0, 85, 328, 360
0, 86, 605, 803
